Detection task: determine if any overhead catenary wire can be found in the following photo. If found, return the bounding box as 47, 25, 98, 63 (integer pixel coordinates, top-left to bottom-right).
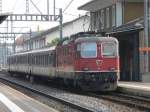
64, 12, 78, 17
55, 7, 79, 17
63, 0, 74, 13
30, 0, 43, 14
11, 0, 19, 12
36, 0, 42, 5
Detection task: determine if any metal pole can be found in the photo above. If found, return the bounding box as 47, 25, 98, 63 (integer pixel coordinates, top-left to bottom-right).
54, 0, 55, 16
30, 29, 32, 50
13, 34, 15, 53
59, 8, 63, 40
148, 0, 150, 72
1, 41, 3, 65
0, 0, 2, 13
47, 0, 49, 15
26, 0, 29, 14
144, 0, 149, 72
5, 20, 9, 65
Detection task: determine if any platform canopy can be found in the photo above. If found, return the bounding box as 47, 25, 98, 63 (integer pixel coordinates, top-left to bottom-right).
0, 13, 9, 24
107, 17, 144, 35
78, 0, 114, 12
78, 0, 143, 12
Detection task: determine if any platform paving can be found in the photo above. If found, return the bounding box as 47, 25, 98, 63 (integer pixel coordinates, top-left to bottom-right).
118, 81, 150, 97
0, 82, 59, 112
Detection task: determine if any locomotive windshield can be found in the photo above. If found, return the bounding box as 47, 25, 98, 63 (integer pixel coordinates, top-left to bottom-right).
102, 42, 117, 57
79, 42, 97, 58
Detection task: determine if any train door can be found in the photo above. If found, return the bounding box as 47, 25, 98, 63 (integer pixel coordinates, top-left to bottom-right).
28, 53, 32, 74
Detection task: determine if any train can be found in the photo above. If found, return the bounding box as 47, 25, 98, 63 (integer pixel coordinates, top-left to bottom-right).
7, 32, 119, 91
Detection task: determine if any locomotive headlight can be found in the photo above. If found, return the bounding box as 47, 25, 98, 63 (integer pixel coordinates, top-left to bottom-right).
83, 67, 89, 71
109, 67, 115, 71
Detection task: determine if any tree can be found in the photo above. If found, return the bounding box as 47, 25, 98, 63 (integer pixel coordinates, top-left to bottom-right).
46, 38, 60, 47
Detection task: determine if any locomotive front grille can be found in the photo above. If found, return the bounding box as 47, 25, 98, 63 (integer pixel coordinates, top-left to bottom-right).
80, 72, 117, 83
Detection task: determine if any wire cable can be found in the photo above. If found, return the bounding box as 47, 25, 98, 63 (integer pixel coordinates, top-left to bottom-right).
30, 0, 42, 14
63, 0, 74, 13
11, 0, 19, 12
63, 12, 78, 17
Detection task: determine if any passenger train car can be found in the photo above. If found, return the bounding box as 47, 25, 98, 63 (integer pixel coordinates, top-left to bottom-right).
7, 32, 119, 91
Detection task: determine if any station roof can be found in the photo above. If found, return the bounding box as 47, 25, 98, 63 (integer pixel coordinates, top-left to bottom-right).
107, 17, 144, 35
78, 0, 114, 12
78, 0, 143, 11
0, 13, 9, 24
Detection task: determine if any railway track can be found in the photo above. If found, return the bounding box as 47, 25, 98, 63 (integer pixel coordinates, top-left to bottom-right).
0, 73, 149, 112
0, 76, 100, 112
88, 92, 150, 111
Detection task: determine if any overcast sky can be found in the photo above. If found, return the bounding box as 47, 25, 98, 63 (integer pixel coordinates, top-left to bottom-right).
1, 0, 90, 34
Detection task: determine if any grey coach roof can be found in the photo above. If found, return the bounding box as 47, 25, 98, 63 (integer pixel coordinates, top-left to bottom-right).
10, 46, 56, 56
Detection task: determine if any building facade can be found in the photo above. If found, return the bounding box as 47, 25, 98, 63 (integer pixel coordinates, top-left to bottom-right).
45, 15, 90, 44
16, 15, 90, 51
79, 0, 150, 82
16, 31, 46, 52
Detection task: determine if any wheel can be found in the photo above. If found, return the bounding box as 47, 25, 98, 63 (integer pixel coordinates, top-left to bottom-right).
63, 78, 68, 85
10, 73, 14, 77
29, 76, 34, 84
26, 75, 30, 79
73, 79, 77, 88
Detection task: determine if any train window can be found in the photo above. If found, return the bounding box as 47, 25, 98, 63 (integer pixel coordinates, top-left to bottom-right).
48, 54, 51, 65
40, 55, 42, 65
43, 55, 45, 65
42, 55, 44, 65
38, 55, 40, 65
45, 55, 46, 65
45, 55, 47, 65
80, 42, 97, 58
41, 55, 43, 65
37, 56, 39, 65
39, 55, 41, 65
32, 55, 35, 65
26, 55, 28, 64
102, 42, 117, 57
46, 55, 48, 65
42, 55, 43, 65
36, 56, 38, 65
34, 56, 36, 65
76, 44, 81, 58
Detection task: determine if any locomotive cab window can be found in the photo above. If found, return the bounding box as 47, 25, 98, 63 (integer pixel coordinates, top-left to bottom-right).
102, 42, 117, 57
80, 42, 97, 58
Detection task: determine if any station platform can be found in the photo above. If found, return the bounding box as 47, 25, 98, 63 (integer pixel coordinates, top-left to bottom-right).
118, 81, 150, 97
0, 82, 59, 112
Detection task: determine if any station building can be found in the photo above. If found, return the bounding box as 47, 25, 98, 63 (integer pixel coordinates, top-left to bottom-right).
16, 15, 90, 51
78, 0, 150, 82
16, 15, 90, 52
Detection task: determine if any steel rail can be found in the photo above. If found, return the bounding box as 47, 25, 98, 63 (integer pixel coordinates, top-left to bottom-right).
0, 76, 100, 112
88, 92, 150, 111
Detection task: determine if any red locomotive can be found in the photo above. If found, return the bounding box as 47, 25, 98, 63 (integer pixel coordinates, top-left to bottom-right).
8, 32, 119, 91
56, 32, 119, 91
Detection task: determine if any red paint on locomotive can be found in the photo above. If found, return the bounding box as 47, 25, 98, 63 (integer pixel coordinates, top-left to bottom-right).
55, 33, 119, 91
